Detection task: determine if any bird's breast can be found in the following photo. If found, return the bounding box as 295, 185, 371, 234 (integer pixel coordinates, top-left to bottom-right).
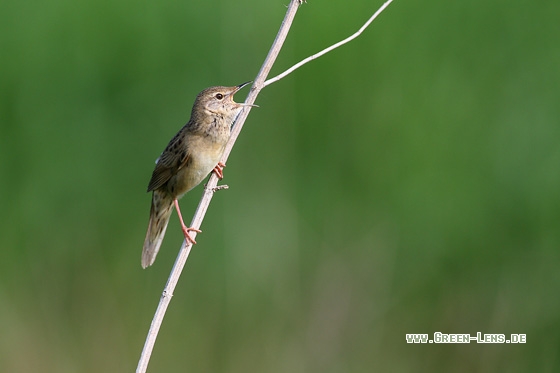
171, 134, 227, 198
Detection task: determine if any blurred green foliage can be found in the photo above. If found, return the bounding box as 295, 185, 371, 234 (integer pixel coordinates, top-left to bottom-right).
1, 0, 559, 371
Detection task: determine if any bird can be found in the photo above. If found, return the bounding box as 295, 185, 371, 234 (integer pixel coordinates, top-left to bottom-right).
142, 82, 252, 268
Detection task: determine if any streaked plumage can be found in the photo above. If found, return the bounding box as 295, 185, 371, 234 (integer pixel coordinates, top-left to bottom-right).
142, 82, 251, 268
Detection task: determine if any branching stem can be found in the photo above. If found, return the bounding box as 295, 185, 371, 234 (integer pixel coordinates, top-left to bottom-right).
136, 1, 393, 371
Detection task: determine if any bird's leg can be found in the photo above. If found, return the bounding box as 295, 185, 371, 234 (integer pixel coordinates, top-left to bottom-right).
174, 199, 201, 244
213, 162, 226, 179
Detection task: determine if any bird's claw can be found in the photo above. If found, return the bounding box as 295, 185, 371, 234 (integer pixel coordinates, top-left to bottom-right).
213, 162, 226, 179
181, 226, 202, 245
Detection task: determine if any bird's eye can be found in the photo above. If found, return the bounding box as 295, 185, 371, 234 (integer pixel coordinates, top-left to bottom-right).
215, 93, 224, 100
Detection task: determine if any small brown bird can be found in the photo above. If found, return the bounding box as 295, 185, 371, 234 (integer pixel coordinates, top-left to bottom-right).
142, 82, 252, 268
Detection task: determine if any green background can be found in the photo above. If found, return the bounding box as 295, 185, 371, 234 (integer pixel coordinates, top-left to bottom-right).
1, 0, 559, 371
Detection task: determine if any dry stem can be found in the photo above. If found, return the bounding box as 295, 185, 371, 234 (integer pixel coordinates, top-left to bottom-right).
136, 1, 393, 371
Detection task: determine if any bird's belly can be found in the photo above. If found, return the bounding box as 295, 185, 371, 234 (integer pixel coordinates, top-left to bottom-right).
173, 141, 224, 198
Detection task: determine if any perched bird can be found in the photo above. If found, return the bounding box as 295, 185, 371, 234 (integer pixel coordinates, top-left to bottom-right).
142, 82, 252, 268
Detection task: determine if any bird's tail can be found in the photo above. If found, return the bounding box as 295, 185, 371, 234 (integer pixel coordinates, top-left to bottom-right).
142, 190, 174, 268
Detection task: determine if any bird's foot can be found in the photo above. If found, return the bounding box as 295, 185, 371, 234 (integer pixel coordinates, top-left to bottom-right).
213, 162, 226, 179
174, 199, 201, 244
181, 225, 202, 245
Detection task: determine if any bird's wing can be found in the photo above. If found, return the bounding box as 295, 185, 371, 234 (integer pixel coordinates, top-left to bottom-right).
147, 131, 192, 192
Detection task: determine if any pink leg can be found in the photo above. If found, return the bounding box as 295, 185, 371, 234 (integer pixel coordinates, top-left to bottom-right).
213, 162, 226, 179
174, 199, 201, 244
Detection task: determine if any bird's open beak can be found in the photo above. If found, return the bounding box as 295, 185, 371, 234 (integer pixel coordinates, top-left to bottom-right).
233, 81, 258, 107
235, 81, 252, 92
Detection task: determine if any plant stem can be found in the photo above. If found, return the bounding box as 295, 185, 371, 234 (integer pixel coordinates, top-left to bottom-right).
136, 0, 395, 370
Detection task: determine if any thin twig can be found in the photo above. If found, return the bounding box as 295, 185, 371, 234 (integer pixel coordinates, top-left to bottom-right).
263, 0, 394, 88
136, 0, 394, 371
211, 185, 229, 192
